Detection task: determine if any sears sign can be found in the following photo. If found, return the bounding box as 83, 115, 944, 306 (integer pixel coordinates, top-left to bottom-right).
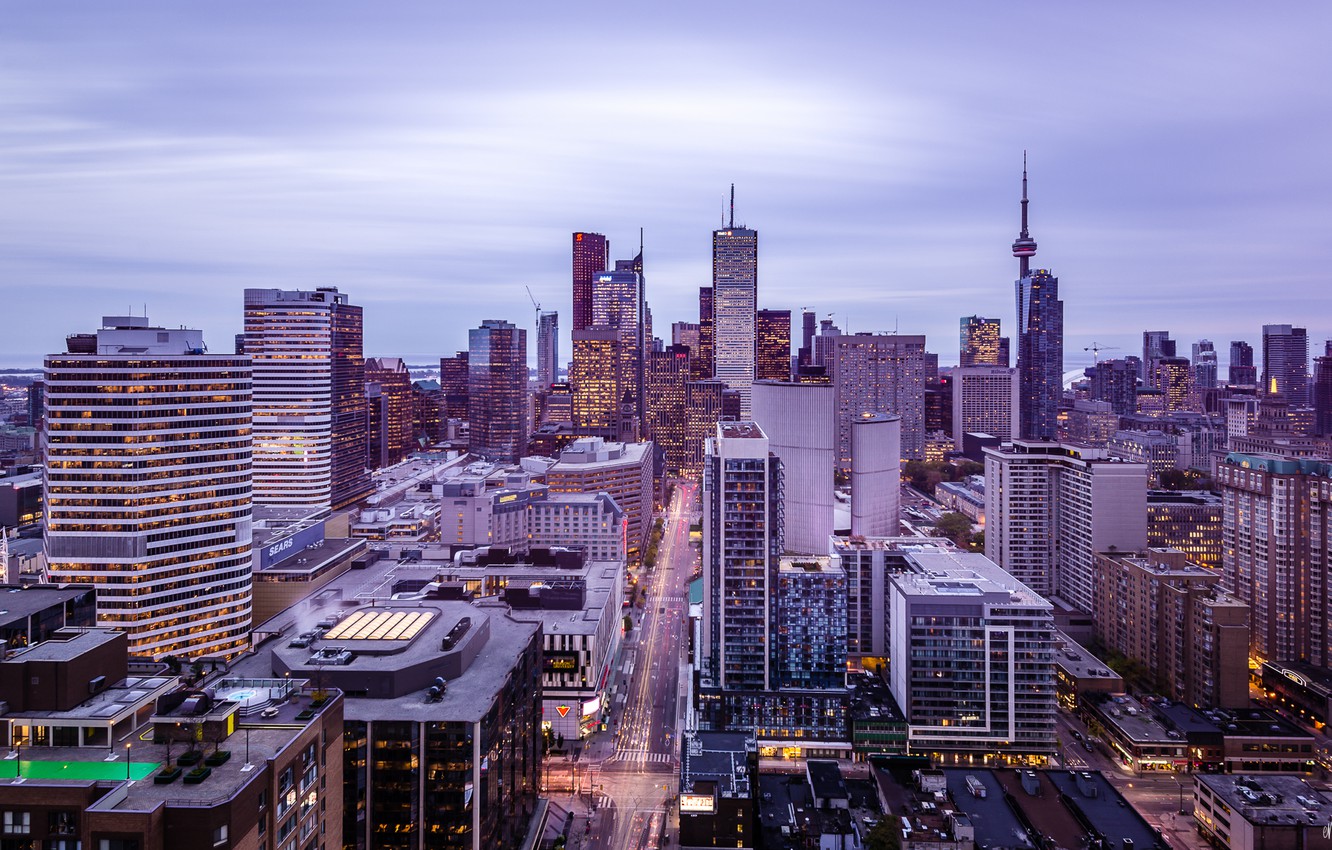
258, 520, 327, 569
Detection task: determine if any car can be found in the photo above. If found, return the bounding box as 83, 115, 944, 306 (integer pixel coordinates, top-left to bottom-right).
1084, 742, 1094, 752
1071, 730, 1083, 741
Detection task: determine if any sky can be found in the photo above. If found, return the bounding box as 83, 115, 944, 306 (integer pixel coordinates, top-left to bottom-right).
3, 2, 1330, 371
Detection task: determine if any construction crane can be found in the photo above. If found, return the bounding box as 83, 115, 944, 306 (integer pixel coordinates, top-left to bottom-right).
525, 285, 541, 328
1083, 342, 1121, 363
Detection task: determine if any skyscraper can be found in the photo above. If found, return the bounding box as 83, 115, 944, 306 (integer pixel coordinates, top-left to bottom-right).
44, 316, 253, 659
797, 309, 816, 368
245, 287, 370, 508
1314, 343, 1332, 436
645, 345, 692, 475
1012, 162, 1064, 441
959, 316, 1004, 367
754, 308, 791, 382
328, 296, 373, 507
468, 319, 528, 462
365, 357, 413, 469
702, 422, 783, 691
694, 286, 714, 382
830, 333, 927, 465
951, 365, 1020, 445
571, 231, 609, 333
1193, 339, 1219, 390
1087, 357, 1139, 416
1143, 331, 1175, 385
536, 310, 559, 389
439, 350, 470, 419
712, 190, 758, 417
1229, 340, 1257, 387
1262, 324, 1309, 405
591, 263, 646, 436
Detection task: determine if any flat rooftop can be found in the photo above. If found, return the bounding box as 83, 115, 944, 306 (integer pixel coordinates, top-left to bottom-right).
1197, 775, 1331, 826
717, 422, 764, 439
0, 585, 94, 626
3, 628, 118, 663
681, 731, 754, 798
832, 536, 957, 553
895, 551, 1050, 608
1094, 695, 1176, 744
1052, 631, 1123, 683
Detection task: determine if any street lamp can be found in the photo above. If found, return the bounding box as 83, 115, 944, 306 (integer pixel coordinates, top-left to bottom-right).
126, 742, 132, 782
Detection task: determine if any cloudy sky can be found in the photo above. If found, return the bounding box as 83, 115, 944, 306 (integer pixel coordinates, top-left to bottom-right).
3, 2, 1329, 370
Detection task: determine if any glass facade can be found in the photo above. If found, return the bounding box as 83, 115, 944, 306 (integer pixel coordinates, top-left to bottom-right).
1015, 269, 1064, 441
468, 320, 528, 463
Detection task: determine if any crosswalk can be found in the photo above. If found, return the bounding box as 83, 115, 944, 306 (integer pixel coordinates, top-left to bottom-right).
610, 749, 675, 765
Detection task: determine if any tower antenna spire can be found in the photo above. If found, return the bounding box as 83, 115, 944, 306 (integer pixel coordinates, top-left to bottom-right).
729, 183, 735, 229
1011, 151, 1038, 277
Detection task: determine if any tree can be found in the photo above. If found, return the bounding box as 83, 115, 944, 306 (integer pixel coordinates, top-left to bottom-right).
933, 512, 975, 547
865, 821, 902, 850
968, 530, 985, 553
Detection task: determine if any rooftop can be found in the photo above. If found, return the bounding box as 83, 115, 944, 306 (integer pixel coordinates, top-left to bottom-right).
0, 585, 96, 627
1197, 775, 1331, 827
680, 730, 754, 800
717, 422, 765, 440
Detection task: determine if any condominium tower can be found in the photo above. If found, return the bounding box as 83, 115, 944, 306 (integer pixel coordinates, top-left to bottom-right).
702, 422, 784, 691
44, 316, 253, 658
830, 333, 927, 465
1262, 324, 1309, 405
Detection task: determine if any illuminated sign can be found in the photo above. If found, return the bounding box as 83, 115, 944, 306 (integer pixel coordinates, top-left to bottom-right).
556, 705, 570, 718
581, 697, 601, 717
498, 493, 519, 504
543, 653, 579, 673
1284, 670, 1309, 687
680, 794, 715, 813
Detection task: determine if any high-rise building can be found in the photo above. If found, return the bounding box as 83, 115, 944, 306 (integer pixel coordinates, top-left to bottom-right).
1229, 340, 1257, 387
570, 327, 627, 439
1093, 548, 1249, 709
1143, 331, 1176, 385
536, 309, 559, 389
813, 318, 841, 368
887, 551, 1056, 761
755, 308, 791, 382
797, 309, 817, 368
1217, 451, 1332, 665
951, 365, 1020, 445
712, 200, 758, 417
1011, 163, 1063, 441
1193, 339, 1219, 390
547, 437, 653, 562
1262, 324, 1309, 405
591, 264, 645, 435
682, 380, 725, 477
44, 316, 253, 658
985, 440, 1147, 610
923, 374, 952, 439
571, 231, 609, 332
672, 321, 700, 352
1146, 490, 1224, 570
245, 287, 371, 508
751, 381, 834, 555
1155, 355, 1193, 412
1089, 357, 1141, 416
959, 316, 1004, 367
701, 422, 783, 691
365, 357, 413, 469
830, 333, 927, 465
694, 286, 714, 382
645, 345, 692, 475
439, 350, 470, 419
468, 319, 528, 463
1314, 343, 1332, 436
851, 414, 900, 537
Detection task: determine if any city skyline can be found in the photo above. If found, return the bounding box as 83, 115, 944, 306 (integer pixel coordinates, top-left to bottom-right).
3, 3, 1330, 367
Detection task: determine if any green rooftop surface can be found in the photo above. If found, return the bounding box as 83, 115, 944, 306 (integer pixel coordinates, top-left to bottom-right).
0, 758, 160, 781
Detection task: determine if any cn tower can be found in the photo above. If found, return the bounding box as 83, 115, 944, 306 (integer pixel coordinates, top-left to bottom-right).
1011, 151, 1038, 278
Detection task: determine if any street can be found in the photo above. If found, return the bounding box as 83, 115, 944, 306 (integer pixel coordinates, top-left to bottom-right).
563, 479, 697, 850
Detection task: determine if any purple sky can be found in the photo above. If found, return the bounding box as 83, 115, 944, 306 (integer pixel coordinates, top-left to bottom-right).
3, 2, 1330, 370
